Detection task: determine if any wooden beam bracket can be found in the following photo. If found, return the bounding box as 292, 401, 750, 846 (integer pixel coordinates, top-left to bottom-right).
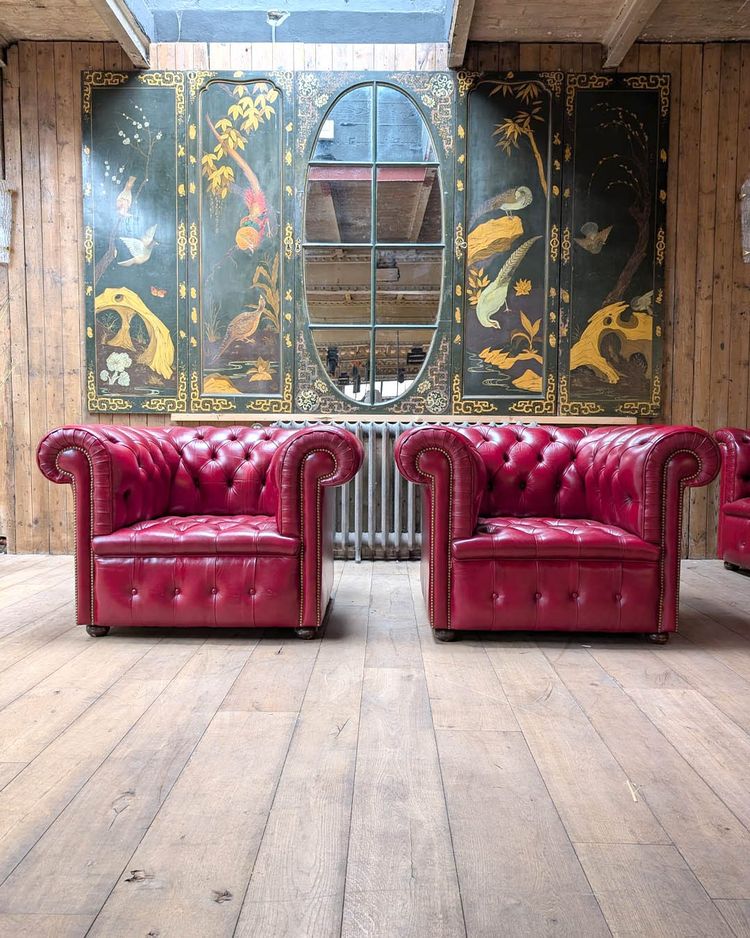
89, 0, 151, 68
448, 0, 476, 69
602, 0, 663, 68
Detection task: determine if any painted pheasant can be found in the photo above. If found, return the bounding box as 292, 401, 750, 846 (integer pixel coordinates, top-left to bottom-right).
475, 236, 541, 329
215, 296, 267, 360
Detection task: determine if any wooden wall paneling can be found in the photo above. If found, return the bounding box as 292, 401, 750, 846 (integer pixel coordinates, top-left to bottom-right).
497, 42, 519, 70
1, 44, 26, 553
539, 44, 562, 69
638, 43, 661, 71
689, 44, 721, 558
560, 44, 583, 72
373, 44, 396, 70
37, 43, 66, 552
475, 41, 499, 71
706, 43, 742, 556
18, 42, 50, 553
518, 44, 541, 70
658, 43, 682, 427
416, 42, 437, 71
54, 42, 82, 553
728, 45, 750, 431
618, 44, 641, 72
581, 44, 602, 70
670, 44, 702, 553
393, 45, 417, 70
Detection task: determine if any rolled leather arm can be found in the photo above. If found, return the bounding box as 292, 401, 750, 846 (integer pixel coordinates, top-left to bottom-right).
37, 425, 175, 536
394, 425, 487, 541
395, 426, 487, 632
271, 425, 364, 539
715, 428, 750, 505
578, 425, 720, 544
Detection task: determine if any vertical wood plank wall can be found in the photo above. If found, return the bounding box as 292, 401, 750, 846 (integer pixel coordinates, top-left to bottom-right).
0, 39, 748, 558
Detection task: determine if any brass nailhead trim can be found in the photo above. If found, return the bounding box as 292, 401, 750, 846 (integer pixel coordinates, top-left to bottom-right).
55, 446, 96, 625
415, 446, 456, 631
298, 448, 339, 628
656, 448, 702, 633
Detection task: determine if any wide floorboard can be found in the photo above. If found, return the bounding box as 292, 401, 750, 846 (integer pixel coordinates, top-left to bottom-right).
0, 556, 748, 937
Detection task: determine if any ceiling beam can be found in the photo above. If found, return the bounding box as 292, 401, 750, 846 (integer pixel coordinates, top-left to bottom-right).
448, 0, 476, 68
602, 0, 664, 67
89, 0, 151, 68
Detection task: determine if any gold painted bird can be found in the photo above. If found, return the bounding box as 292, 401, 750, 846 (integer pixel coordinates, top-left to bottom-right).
475, 236, 541, 329
574, 222, 612, 254
115, 176, 136, 217
216, 296, 267, 360
470, 186, 533, 226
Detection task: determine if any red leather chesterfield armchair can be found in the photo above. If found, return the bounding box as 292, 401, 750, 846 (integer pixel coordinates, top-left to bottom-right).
715, 428, 750, 573
38, 424, 363, 638
395, 425, 719, 643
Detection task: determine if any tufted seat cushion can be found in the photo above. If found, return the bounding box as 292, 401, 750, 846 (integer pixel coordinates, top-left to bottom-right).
92, 515, 299, 557
453, 517, 660, 562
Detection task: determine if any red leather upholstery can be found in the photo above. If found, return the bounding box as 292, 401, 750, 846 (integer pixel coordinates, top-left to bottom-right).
38, 424, 363, 632
455, 518, 660, 561
715, 428, 750, 570
93, 515, 299, 556
396, 424, 719, 636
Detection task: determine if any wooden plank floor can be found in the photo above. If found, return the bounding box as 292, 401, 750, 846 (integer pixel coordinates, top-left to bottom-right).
0, 557, 748, 937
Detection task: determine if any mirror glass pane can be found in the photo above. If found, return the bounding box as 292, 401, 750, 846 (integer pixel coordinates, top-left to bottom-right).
305, 167, 372, 243
372, 328, 436, 402
312, 85, 372, 162
310, 328, 373, 403
305, 248, 371, 325
375, 248, 442, 325
376, 166, 441, 243
376, 86, 436, 162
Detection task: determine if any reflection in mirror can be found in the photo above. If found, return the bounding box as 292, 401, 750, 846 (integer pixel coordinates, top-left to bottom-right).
305, 167, 372, 243
372, 328, 435, 401
312, 85, 372, 162
375, 249, 442, 325
310, 328, 373, 403
377, 86, 436, 162
305, 248, 371, 325
376, 167, 441, 243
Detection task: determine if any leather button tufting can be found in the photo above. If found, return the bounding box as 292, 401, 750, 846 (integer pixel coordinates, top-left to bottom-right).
131, 588, 137, 595
534, 592, 542, 600
174, 587, 180, 595
211, 587, 218, 595
571, 591, 579, 600
615, 593, 622, 601
491, 592, 498, 600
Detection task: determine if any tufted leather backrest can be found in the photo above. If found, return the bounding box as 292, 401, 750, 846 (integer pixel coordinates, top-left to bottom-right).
454, 426, 591, 518
164, 426, 295, 516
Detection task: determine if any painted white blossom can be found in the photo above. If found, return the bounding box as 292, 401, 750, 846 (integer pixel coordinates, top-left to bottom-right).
106, 351, 132, 373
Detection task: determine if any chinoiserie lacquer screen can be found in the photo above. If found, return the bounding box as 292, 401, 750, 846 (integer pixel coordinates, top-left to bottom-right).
83, 71, 188, 414
559, 73, 670, 417
453, 71, 563, 417
82, 68, 668, 417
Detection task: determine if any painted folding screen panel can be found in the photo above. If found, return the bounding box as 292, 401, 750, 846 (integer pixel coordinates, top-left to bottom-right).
187, 71, 294, 413
558, 73, 670, 417
453, 71, 563, 416
83, 71, 187, 412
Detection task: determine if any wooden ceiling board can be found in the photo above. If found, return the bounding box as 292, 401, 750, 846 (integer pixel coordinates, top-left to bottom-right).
643, 0, 750, 41
468, 0, 617, 43
0, 0, 113, 42
468, 0, 750, 43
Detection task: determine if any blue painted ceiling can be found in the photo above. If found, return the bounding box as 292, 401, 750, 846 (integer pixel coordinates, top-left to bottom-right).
134, 0, 452, 44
